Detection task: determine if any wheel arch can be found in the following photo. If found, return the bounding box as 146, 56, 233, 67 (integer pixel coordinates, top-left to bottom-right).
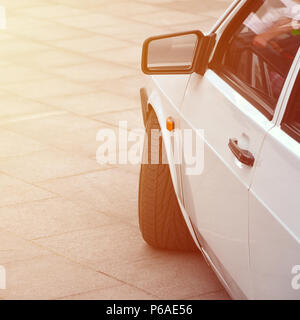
140, 87, 202, 251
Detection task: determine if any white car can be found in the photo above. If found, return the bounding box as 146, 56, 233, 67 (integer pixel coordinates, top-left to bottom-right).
138, 0, 300, 300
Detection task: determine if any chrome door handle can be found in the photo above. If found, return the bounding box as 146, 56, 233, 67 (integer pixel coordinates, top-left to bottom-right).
228, 138, 255, 167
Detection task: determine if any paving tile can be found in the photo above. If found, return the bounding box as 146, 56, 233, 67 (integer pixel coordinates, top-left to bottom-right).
7, 50, 91, 69
0, 254, 120, 300
186, 290, 231, 300
49, 0, 114, 8
0, 229, 49, 264
35, 225, 223, 299
0, 148, 101, 183
0, 38, 49, 59
9, 19, 91, 42
168, 17, 219, 34
60, 284, 157, 300
100, 2, 161, 16
0, 0, 49, 10
0, 197, 117, 240
131, 10, 207, 27
16, 5, 85, 18
6, 15, 52, 33
53, 35, 129, 53
138, 0, 176, 3
0, 129, 46, 158
34, 223, 162, 270
0, 95, 56, 122
2, 112, 108, 158
56, 13, 131, 29
97, 74, 145, 100
0, 65, 50, 84
88, 45, 142, 69
0, 34, 14, 42
0, 173, 54, 208
42, 91, 138, 116
51, 61, 136, 83
1, 78, 96, 99
92, 109, 143, 130
38, 168, 139, 223
106, 253, 223, 299
92, 22, 167, 45
29, 24, 92, 42
165, 0, 231, 16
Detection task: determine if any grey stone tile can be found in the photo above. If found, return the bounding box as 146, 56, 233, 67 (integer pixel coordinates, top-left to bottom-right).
0, 95, 56, 122
131, 10, 209, 27
0, 173, 54, 208
100, 2, 161, 16
105, 253, 224, 299
48, 0, 114, 8
96, 74, 145, 100
88, 45, 142, 69
0, 254, 120, 300
0, 65, 50, 84
0, 148, 101, 183
186, 290, 231, 300
35, 225, 223, 299
0, 229, 49, 264
0, 129, 46, 158
92, 109, 143, 130
163, 0, 231, 15
0, 197, 117, 240
92, 22, 167, 45
38, 168, 139, 222
56, 13, 131, 29
1, 78, 96, 99
34, 223, 162, 270
0, 0, 50, 10
42, 91, 138, 116
53, 35, 129, 53
10, 21, 92, 42
7, 50, 91, 69
0, 38, 49, 58
2, 112, 107, 158
51, 61, 136, 83
15, 5, 85, 18
60, 284, 158, 300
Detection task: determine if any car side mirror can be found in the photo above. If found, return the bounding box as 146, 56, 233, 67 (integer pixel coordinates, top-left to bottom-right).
141, 30, 214, 75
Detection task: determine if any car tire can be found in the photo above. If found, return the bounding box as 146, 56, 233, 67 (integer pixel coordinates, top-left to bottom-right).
138, 109, 197, 251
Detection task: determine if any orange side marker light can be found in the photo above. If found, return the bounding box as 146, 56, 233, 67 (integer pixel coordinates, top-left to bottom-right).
166, 117, 175, 132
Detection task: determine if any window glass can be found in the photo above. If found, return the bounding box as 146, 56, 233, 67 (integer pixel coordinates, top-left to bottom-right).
264, 63, 285, 99
282, 72, 300, 141
237, 50, 250, 82
252, 53, 265, 92
220, 0, 300, 118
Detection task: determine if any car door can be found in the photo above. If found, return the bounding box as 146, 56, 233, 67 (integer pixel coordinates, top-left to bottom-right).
249, 53, 300, 300
180, 0, 299, 299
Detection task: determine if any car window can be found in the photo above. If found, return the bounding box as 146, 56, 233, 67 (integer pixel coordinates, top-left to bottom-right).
217, 0, 300, 119
282, 71, 300, 142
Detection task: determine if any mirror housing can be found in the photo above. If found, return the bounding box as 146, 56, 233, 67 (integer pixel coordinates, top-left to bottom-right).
141, 31, 215, 76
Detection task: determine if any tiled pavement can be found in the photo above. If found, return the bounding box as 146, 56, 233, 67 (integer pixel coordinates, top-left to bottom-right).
0, 0, 231, 300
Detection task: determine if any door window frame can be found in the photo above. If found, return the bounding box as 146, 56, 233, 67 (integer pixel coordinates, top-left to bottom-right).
210, 0, 299, 121
281, 69, 300, 143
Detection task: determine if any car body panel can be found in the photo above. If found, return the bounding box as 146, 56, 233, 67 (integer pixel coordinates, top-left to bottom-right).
249, 55, 300, 300
179, 69, 275, 299
249, 126, 300, 299
140, 0, 300, 300
146, 76, 187, 204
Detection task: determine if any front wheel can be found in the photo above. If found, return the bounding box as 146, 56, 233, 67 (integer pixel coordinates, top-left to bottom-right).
138, 110, 197, 251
